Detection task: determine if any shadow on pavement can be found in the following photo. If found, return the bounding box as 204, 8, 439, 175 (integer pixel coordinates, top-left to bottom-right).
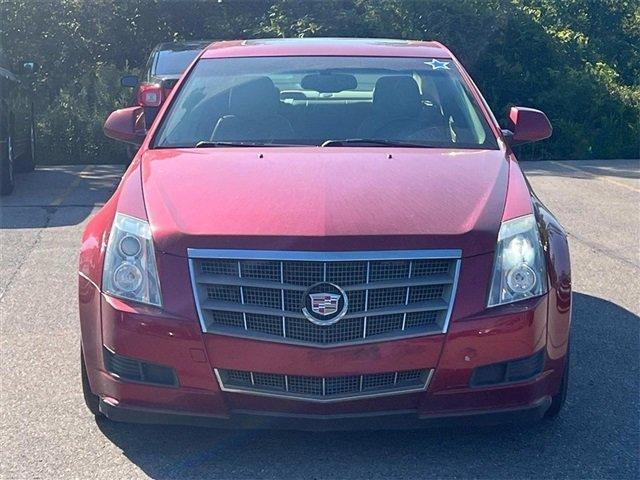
0, 165, 123, 229
96, 292, 640, 479
522, 159, 640, 181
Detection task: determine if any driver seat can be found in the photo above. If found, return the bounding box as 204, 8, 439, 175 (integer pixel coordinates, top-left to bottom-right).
212, 77, 294, 142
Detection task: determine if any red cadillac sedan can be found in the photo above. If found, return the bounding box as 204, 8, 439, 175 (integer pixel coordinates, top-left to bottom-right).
80, 38, 571, 429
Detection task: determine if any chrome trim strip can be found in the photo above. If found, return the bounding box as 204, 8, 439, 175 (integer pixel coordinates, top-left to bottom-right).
201, 298, 448, 319
187, 258, 208, 333
192, 274, 453, 291
280, 261, 286, 337
214, 369, 434, 403
362, 261, 370, 338
205, 325, 447, 349
238, 261, 248, 330
441, 259, 462, 333
188, 249, 462, 261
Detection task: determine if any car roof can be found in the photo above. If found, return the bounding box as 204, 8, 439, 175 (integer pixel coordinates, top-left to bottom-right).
200, 38, 453, 59
154, 40, 213, 53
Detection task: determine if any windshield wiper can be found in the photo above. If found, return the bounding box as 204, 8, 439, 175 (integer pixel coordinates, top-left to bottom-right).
195, 141, 269, 148
321, 138, 433, 148
195, 141, 309, 148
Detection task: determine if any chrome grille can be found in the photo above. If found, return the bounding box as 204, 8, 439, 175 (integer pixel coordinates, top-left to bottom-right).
216, 368, 432, 402
189, 249, 461, 347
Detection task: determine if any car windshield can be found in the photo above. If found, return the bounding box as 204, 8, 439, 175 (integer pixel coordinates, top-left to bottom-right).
154, 56, 498, 149
154, 49, 203, 76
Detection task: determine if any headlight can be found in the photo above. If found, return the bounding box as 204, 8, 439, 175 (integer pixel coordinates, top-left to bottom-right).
487, 214, 547, 307
103, 213, 162, 307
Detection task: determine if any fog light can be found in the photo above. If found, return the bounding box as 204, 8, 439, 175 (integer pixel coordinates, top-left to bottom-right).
113, 262, 142, 292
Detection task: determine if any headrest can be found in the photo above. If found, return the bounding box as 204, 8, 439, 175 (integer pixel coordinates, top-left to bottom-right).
372, 76, 421, 117
228, 76, 279, 117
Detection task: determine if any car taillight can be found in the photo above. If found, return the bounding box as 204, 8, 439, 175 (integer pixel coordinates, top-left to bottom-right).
137, 83, 163, 107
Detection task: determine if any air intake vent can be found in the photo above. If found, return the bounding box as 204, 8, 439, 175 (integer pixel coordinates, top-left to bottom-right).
470, 350, 545, 387
104, 348, 178, 387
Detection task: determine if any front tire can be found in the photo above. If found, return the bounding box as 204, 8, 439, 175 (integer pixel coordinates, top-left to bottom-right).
81, 348, 102, 417
1, 135, 16, 196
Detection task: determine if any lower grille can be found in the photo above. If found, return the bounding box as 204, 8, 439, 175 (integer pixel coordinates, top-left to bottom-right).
216, 368, 432, 402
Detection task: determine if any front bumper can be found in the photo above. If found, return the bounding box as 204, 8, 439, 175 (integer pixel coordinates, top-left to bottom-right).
98, 396, 552, 430
79, 266, 569, 428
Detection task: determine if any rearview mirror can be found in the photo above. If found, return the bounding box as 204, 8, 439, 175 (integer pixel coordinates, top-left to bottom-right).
301, 73, 358, 93
103, 106, 146, 145
503, 107, 552, 146
120, 75, 139, 88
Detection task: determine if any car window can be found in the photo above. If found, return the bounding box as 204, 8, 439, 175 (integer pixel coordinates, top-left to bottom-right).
154, 56, 498, 149
154, 49, 202, 76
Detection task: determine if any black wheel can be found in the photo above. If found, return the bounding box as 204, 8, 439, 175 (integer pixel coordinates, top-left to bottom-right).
1, 135, 16, 196
546, 343, 570, 418
16, 121, 36, 173
81, 347, 103, 417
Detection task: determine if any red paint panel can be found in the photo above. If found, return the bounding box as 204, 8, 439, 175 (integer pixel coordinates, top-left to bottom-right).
204, 334, 444, 377
421, 374, 556, 414
432, 295, 549, 394
142, 148, 509, 257
96, 371, 228, 415
200, 39, 452, 60
501, 156, 534, 221
225, 391, 422, 415
100, 295, 216, 391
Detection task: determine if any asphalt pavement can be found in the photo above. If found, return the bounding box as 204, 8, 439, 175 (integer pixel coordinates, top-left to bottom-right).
0, 160, 638, 479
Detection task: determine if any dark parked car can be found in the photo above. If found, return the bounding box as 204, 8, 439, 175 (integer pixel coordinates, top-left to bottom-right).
121, 40, 211, 128
0, 50, 37, 195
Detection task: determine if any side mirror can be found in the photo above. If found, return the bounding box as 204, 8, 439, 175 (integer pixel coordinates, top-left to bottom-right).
103, 106, 146, 145
503, 107, 552, 146
21, 61, 38, 74
120, 75, 139, 88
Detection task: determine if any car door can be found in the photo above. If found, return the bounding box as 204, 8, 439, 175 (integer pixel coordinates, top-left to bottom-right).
12, 69, 32, 159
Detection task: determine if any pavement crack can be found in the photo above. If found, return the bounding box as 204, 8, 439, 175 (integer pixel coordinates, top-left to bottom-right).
566, 231, 640, 270
0, 207, 54, 301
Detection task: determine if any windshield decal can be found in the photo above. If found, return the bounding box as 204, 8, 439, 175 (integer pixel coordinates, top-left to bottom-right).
424, 59, 450, 70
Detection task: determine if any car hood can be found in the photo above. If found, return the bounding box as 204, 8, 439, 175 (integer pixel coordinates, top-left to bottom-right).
141, 147, 509, 257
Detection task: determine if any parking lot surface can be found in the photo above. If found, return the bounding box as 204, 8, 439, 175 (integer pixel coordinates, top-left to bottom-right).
1, 160, 639, 479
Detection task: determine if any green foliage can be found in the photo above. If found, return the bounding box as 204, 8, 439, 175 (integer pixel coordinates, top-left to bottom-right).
1, 0, 638, 163
38, 64, 131, 164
